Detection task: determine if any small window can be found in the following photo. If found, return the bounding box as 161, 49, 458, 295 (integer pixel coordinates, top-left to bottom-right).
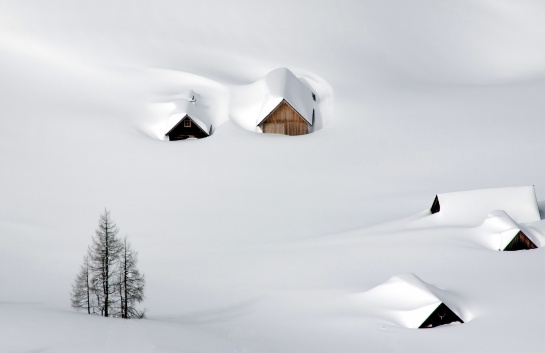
184, 120, 191, 127
311, 93, 316, 101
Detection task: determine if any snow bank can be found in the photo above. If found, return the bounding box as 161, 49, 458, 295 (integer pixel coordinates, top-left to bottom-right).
430, 186, 540, 226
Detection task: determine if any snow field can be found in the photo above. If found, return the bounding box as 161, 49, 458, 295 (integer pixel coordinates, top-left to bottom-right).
2, 1, 545, 352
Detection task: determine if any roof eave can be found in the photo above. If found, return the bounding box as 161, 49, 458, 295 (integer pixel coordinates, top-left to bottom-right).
257, 99, 313, 127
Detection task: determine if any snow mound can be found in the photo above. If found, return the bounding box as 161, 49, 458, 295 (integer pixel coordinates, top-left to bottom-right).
355, 274, 465, 329
430, 186, 540, 226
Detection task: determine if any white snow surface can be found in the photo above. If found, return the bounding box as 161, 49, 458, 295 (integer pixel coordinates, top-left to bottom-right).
2, 1, 545, 352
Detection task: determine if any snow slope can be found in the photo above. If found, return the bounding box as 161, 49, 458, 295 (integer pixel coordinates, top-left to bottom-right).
2, 1, 545, 352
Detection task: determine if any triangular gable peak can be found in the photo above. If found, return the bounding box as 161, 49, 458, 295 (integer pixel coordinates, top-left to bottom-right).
430, 195, 440, 214
165, 95, 213, 140
257, 99, 311, 136
419, 302, 464, 328
165, 114, 210, 140
257, 99, 309, 126
504, 231, 538, 251
479, 210, 539, 251
256, 68, 316, 128
429, 186, 540, 225
358, 274, 464, 329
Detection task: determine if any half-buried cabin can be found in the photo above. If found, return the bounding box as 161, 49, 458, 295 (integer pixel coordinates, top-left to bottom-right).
429, 186, 541, 225
480, 210, 538, 251
256, 68, 317, 136
358, 274, 464, 329
165, 95, 212, 141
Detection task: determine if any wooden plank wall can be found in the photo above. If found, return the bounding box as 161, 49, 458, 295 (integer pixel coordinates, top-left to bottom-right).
504, 231, 538, 251
260, 101, 309, 136
167, 117, 209, 140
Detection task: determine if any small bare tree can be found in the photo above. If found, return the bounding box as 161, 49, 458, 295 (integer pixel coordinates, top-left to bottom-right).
71, 255, 93, 314
88, 209, 123, 317
118, 237, 146, 319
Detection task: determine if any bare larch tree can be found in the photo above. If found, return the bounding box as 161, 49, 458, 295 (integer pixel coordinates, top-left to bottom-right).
71, 255, 93, 314
88, 209, 123, 317
118, 237, 145, 319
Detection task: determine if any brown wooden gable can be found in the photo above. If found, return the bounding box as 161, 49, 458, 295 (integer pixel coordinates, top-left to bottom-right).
166, 115, 209, 141
504, 230, 538, 251
258, 99, 310, 136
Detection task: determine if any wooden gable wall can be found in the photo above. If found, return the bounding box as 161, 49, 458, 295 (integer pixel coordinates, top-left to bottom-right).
504, 231, 538, 251
167, 116, 209, 141
259, 100, 309, 136
419, 303, 464, 329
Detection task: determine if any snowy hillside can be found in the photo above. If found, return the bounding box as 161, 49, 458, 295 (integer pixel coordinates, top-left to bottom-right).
2, 1, 545, 352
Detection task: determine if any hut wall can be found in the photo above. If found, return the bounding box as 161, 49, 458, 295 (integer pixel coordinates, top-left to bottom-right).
419, 303, 463, 329
260, 101, 309, 136
504, 231, 538, 251
167, 117, 209, 141
430, 196, 440, 214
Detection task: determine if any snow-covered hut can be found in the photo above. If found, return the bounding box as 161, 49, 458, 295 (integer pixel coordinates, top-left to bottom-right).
256, 68, 316, 136
479, 210, 538, 251
165, 94, 212, 141
358, 274, 464, 329
430, 186, 540, 225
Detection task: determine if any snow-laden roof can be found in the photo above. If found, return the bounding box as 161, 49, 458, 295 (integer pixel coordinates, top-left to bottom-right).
357, 274, 461, 329
256, 67, 316, 126
165, 93, 212, 136
479, 210, 540, 250
433, 186, 540, 225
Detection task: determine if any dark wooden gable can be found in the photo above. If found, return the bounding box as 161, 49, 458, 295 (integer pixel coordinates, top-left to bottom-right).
166, 115, 209, 141
430, 195, 440, 214
504, 231, 538, 251
419, 302, 464, 329
258, 100, 310, 136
